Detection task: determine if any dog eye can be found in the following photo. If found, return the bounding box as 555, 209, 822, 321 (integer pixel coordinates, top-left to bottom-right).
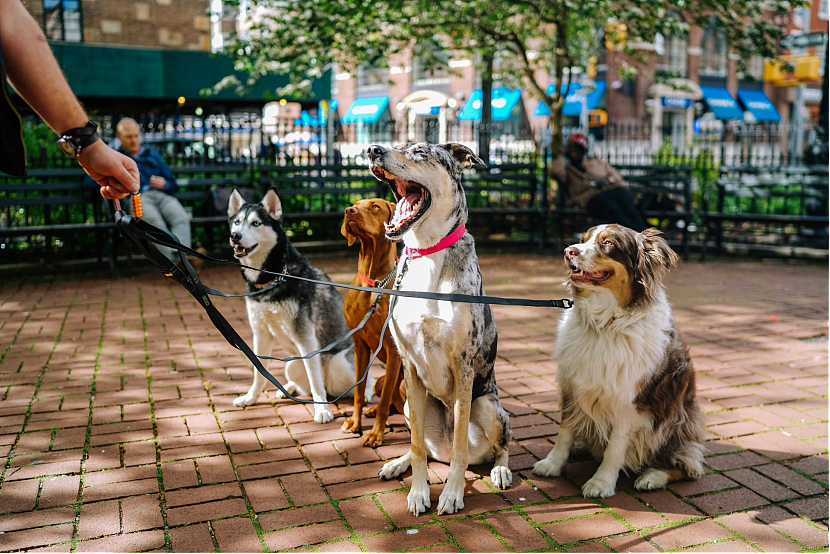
252, 221, 261, 227
233, 220, 240, 226
372, 205, 380, 210
603, 240, 613, 246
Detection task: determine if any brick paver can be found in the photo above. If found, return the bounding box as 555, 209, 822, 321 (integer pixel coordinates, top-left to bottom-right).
0, 255, 827, 552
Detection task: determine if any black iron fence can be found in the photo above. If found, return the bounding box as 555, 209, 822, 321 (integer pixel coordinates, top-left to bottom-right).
4, 113, 826, 269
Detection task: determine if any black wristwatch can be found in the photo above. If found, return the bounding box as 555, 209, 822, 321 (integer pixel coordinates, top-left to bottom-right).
57, 121, 99, 158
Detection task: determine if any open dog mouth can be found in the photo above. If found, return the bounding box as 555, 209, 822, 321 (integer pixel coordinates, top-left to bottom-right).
371, 166, 431, 238
233, 243, 257, 258
569, 263, 613, 284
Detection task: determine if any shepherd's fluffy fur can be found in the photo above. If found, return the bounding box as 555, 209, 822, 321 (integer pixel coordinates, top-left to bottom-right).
533, 224, 705, 498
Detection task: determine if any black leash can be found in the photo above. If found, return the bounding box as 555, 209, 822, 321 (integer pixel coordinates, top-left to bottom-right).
114, 209, 391, 405
115, 213, 574, 310
113, 205, 573, 405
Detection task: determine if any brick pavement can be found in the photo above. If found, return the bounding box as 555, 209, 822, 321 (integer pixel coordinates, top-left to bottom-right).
0, 255, 827, 553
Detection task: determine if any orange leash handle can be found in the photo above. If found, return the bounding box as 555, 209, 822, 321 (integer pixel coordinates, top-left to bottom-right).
131, 193, 143, 218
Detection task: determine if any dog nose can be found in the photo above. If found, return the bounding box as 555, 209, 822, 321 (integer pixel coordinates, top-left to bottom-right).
230, 233, 241, 244
345, 206, 357, 215
564, 247, 579, 260
367, 145, 386, 161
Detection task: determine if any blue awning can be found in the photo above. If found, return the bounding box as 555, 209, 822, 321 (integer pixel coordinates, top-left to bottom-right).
457, 88, 522, 121
293, 110, 320, 127
534, 81, 607, 117
340, 96, 389, 124
700, 86, 744, 120
737, 89, 781, 122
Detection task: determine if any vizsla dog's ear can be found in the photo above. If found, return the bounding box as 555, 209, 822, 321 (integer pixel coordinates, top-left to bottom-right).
635, 228, 678, 301
341, 217, 356, 247
440, 143, 487, 169
228, 188, 245, 217
385, 200, 396, 222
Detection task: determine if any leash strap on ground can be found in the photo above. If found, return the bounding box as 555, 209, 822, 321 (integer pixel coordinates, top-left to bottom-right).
114, 210, 385, 405
117, 213, 574, 310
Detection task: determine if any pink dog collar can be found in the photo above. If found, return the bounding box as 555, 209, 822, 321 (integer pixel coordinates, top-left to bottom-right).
404, 224, 466, 259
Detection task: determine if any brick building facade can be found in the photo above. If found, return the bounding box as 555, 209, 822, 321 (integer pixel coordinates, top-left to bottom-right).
334, 3, 827, 145
22, 0, 211, 51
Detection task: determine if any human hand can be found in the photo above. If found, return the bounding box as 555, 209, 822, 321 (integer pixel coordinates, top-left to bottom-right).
77, 140, 140, 200
149, 176, 166, 190
595, 179, 612, 190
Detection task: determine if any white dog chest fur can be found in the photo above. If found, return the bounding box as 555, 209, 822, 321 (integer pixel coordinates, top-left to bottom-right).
391, 252, 472, 403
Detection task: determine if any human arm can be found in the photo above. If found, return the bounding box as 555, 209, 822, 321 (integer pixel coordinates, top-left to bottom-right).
551, 155, 568, 184
599, 160, 625, 189
148, 152, 177, 195
0, 0, 138, 199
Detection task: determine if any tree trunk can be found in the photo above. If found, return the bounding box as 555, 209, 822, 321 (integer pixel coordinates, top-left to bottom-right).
478, 53, 494, 164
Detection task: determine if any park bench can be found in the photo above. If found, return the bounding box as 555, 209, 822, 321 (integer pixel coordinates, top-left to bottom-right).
0, 167, 118, 273
552, 164, 694, 260
702, 165, 829, 259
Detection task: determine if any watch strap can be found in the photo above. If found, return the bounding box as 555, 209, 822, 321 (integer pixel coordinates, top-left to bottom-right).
60, 121, 99, 150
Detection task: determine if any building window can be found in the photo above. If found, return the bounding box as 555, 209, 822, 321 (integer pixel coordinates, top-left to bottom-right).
739, 55, 765, 82
412, 48, 451, 89
699, 19, 728, 79
43, 0, 83, 42
356, 65, 389, 92
657, 12, 687, 77
819, 0, 829, 21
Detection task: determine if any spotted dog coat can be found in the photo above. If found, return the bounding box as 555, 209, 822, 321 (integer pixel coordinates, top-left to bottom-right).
368, 143, 513, 517
227, 188, 368, 424
533, 224, 705, 498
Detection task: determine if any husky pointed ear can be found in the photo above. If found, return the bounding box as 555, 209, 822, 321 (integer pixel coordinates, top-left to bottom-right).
227, 188, 245, 217
636, 228, 678, 300
440, 143, 486, 169
261, 188, 283, 220
341, 217, 356, 247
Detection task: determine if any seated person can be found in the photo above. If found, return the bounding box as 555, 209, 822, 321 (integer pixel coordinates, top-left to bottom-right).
552, 133, 646, 232
89, 118, 202, 268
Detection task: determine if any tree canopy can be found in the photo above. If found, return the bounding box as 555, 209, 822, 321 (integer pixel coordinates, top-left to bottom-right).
218, 0, 795, 148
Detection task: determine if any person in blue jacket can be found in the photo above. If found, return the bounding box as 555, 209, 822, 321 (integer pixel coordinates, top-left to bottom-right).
114, 117, 194, 263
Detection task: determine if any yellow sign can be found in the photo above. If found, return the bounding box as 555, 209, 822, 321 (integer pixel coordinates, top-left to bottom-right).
764, 55, 821, 85
589, 109, 608, 127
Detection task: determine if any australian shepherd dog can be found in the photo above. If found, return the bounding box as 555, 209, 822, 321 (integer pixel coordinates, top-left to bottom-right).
534, 224, 705, 498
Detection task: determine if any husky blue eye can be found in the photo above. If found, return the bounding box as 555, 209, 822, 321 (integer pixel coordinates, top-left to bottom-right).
234, 220, 240, 226
252, 221, 261, 227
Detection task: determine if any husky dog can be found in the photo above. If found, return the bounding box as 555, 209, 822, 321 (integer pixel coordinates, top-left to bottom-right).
368, 143, 513, 516
227, 188, 372, 423
533, 225, 705, 498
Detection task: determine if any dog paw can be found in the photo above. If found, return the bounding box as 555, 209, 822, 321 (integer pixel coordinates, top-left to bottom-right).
379, 456, 410, 480
314, 406, 334, 424
490, 465, 513, 489
634, 468, 669, 491
437, 483, 464, 515
233, 393, 258, 407
363, 428, 384, 447
582, 476, 616, 498
341, 417, 361, 434
408, 486, 431, 517
363, 406, 378, 418
274, 381, 298, 400
533, 457, 564, 477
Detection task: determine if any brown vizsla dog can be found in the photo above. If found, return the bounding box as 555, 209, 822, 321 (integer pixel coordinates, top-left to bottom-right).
340, 198, 405, 446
